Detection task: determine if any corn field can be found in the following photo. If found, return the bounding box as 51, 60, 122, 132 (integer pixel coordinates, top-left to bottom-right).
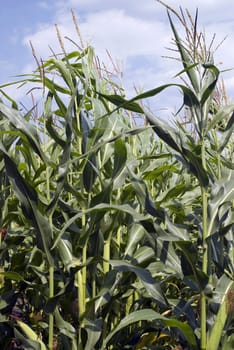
0, 3, 233, 350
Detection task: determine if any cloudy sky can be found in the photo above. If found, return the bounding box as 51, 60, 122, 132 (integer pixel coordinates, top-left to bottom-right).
1, 0, 234, 114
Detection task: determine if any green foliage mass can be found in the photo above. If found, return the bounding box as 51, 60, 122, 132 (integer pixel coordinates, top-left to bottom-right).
0, 4, 233, 350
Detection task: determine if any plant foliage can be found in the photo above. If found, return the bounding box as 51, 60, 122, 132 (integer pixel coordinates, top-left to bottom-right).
0, 3, 233, 350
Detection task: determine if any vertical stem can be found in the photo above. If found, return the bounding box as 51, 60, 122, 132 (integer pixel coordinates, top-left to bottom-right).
82, 239, 87, 306
201, 186, 208, 350
116, 227, 121, 251
212, 130, 221, 180
77, 210, 87, 328
103, 239, 110, 274
48, 265, 54, 350
77, 269, 85, 322
200, 139, 208, 350
202, 187, 208, 273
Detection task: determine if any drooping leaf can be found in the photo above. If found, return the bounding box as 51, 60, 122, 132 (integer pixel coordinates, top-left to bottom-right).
175, 241, 209, 291
141, 221, 183, 276
110, 260, 168, 307
16, 321, 47, 350
97, 92, 144, 113
84, 318, 102, 350
200, 64, 219, 106
52, 203, 147, 249
0, 102, 47, 162
131, 177, 165, 220
45, 91, 66, 148
54, 307, 77, 348
13, 328, 42, 350
0, 144, 53, 265
181, 146, 209, 187
98, 82, 199, 116
101, 308, 196, 349
144, 109, 182, 154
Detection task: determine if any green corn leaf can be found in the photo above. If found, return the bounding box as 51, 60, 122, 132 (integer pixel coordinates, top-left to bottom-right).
79, 110, 98, 192
124, 224, 146, 258
157, 182, 186, 205
45, 91, 66, 148
98, 83, 199, 116
101, 308, 196, 349
219, 111, 234, 152
61, 49, 88, 61
71, 125, 148, 162
80, 110, 92, 152
112, 138, 127, 178
0, 145, 53, 266
174, 63, 199, 79
140, 221, 183, 276
52, 203, 147, 249
181, 146, 209, 187
110, 259, 168, 307
200, 64, 220, 106
46, 114, 66, 148
56, 239, 74, 271
97, 92, 144, 113
0, 271, 25, 282
12, 73, 71, 95
17, 320, 47, 350
165, 215, 189, 241
13, 328, 41, 350
54, 307, 77, 348
0, 88, 18, 109
207, 104, 234, 132
207, 275, 234, 350
84, 318, 102, 350
133, 246, 155, 264
130, 177, 165, 220
0, 102, 47, 162
207, 170, 234, 237
167, 10, 200, 93
126, 83, 199, 105
175, 241, 209, 291
46, 87, 74, 215
144, 109, 182, 153
44, 58, 75, 92
136, 111, 209, 186
143, 163, 179, 180
83, 156, 98, 192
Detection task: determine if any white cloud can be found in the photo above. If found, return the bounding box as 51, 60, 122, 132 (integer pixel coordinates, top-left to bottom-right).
38, 1, 50, 9
81, 10, 170, 59
23, 8, 170, 60
10, 0, 234, 106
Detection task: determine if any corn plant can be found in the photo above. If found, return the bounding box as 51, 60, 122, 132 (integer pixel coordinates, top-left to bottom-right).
0, 32, 178, 350
100, 3, 234, 350
0, 4, 233, 350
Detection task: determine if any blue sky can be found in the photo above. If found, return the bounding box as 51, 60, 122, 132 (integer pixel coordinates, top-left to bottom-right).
1, 0, 234, 115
